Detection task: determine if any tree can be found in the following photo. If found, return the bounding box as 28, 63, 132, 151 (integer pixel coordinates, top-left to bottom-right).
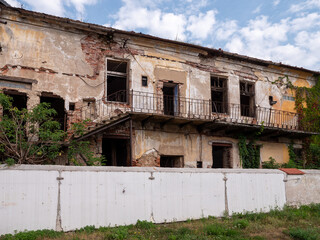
0, 93, 65, 164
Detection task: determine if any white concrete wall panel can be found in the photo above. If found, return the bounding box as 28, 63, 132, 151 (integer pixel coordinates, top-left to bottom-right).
285, 170, 320, 206
226, 173, 286, 214
151, 172, 225, 222
0, 170, 59, 235
60, 171, 153, 231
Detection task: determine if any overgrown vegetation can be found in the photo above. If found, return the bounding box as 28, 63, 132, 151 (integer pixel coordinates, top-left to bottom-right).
238, 135, 261, 168
0, 93, 65, 164
261, 75, 320, 169
0, 93, 104, 166
1, 204, 320, 240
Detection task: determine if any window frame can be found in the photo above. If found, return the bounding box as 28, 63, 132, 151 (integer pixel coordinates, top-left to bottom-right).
211, 76, 228, 114
106, 58, 130, 103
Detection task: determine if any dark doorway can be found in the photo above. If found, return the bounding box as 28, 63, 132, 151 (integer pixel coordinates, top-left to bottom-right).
40, 95, 66, 131
102, 138, 130, 166
160, 155, 184, 168
3, 91, 27, 116
163, 83, 178, 116
212, 145, 232, 168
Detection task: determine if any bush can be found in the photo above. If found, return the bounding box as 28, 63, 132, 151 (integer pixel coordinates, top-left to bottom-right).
262, 157, 280, 169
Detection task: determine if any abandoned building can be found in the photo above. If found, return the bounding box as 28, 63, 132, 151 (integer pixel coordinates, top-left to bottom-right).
0, 2, 319, 168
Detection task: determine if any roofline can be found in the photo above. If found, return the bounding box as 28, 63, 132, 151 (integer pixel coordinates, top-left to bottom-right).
0, 0, 10, 7
1, 5, 319, 76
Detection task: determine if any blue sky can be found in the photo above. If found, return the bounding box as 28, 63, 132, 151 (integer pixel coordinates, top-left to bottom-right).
6, 0, 320, 71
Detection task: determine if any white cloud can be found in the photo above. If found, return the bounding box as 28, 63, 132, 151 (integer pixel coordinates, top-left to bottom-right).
66, 0, 98, 19
112, 0, 217, 41
273, 0, 280, 6
5, 0, 21, 7
215, 20, 238, 41
22, 0, 65, 17
252, 5, 262, 14
187, 10, 216, 40
221, 14, 320, 70
289, 0, 320, 13
19, 0, 97, 18
290, 12, 320, 31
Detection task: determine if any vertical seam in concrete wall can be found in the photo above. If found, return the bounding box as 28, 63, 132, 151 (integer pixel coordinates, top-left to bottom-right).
55, 170, 63, 231
223, 173, 229, 216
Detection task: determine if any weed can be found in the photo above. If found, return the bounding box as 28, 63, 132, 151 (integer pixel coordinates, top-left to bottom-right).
205, 223, 239, 236
5, 158, 15, 166
106, 226, 128, 240
1, 229, 63, 240
77, 225, 96, 234
135, 220, 155, 230
233, 219, 249, 229
286, 227, 320, 240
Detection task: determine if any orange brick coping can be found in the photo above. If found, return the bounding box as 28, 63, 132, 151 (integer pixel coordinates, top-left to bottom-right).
279, 168, 305, 175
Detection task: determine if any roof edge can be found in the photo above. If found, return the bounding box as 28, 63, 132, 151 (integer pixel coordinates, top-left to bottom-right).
1, 6, 319, 75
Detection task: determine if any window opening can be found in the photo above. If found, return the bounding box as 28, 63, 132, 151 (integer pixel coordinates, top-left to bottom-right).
211, 77, 228, 113
40, 95, 66, 131
160, 155, 184, 168
69, 103, 75, 111
102, 138, 130, 166
142, 76, 148, 87
163, 83, 179, 116
240, 81, 255, 117
197, 161, 203, 168
2, 91, 27, 116
106, 59, 128, 102
212, 144, 232, 168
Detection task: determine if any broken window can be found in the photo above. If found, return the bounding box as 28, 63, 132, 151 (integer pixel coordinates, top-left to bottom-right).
2, 90, 27, 116
106, 59, 128, 102
212, 144, 232, 168
40, 94, 66, 131
163, 82, 179, 116
160, 155, 184, 168
240, 81, 255, 117
102, 138, 130, 166
211, 77, 228, 113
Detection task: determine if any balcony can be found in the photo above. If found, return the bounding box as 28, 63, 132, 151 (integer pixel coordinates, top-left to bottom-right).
69, 90, 318, 134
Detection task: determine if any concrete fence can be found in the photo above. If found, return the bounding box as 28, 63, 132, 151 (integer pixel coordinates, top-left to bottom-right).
0, 165, 319, 235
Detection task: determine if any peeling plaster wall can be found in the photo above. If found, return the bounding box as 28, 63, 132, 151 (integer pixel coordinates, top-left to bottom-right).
134, 124, 242, 168
0, 9, 317, 167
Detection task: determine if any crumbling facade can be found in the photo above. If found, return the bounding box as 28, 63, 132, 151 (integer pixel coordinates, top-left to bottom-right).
0, 4, 318, 168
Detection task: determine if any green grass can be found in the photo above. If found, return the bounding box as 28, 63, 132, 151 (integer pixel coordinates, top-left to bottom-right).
1, 204, 320, 240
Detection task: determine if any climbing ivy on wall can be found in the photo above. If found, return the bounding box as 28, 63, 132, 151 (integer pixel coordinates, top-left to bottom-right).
274, 75, 320, 168
238, 136, 261, 168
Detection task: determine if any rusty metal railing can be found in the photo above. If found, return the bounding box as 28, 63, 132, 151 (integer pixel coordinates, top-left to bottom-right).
68, 90, 317, 132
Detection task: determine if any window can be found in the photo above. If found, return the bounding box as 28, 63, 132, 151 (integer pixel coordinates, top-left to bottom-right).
160, 155, 184, 168
211, 77, 228, 113
212, 144, 232, 168
106, 59, 128, 102
163, 82, 179, 116
40, 94, 66, 131
141, 76, 148, 87
240, 81, 255, 117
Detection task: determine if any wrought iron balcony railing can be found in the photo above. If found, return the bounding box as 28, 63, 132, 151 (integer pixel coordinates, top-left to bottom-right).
68, 90, 317, 132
